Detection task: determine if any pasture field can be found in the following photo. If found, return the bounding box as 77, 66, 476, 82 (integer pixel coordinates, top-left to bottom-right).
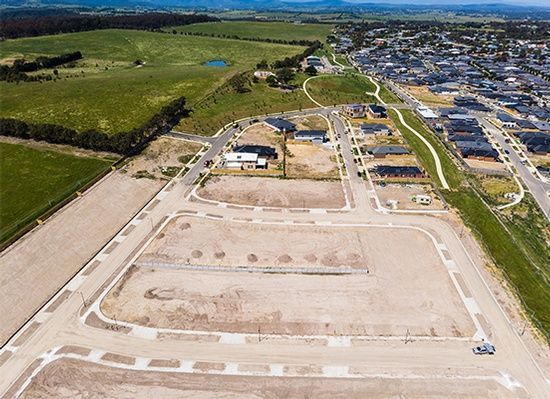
0, 29, 305, 134
0, 142, 112, 244
172, 21, 333, 42
177, 74, 313, 136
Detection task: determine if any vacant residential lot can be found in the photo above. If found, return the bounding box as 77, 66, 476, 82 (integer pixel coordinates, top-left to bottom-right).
173, 21, 333, 42
286, 143, 339, 179
0, 30, 304, 134
197, 176, 346, 208
19, 358, 519, 399
0, 141, 112, 244
404, 85, 454, 107
375, 184, 445, 210
103, 216, 474, 337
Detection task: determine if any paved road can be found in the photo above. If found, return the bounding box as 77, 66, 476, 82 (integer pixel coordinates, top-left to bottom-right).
1, 110, 548, 398
477, 117, 550, 219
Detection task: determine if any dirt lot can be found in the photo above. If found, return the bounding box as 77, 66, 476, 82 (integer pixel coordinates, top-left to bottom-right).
464, 159, 508, 172
405, 85, 455, 107
365, 155, 419, 168
197, 176, 346, 208
375, 183, 445, 210
19, 358, 519, 399
101, 216, 474, 337
123, 137, 203, 180
286, 142, 339, 179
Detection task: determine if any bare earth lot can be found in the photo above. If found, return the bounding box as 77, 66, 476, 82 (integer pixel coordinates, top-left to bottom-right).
286, 143, 339, 179
375, 184, 445, 210
197, 175, 346, 208
19, 358, 518, 399
102, 217, 474, 337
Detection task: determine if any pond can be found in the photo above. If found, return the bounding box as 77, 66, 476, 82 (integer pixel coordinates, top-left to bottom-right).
204, 60, 228, 67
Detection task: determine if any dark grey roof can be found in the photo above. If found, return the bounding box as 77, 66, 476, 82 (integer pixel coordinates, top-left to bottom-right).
234, 145, 277, 157
265, 118, 296, 132
295, 130, 327, 138
367, 146, 409, 155
374, 165, 423, 176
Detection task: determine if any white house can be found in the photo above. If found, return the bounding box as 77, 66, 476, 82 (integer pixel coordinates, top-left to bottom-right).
224, 152, 267, 170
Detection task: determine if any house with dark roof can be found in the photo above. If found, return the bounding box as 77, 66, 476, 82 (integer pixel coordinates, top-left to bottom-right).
372, 165, 425, 179
455, 141, 499, 161
367, 145, 409, 158
293, 130, 327, 144
517, 132, 550, 154
367, 104, 387, 118
234, 145, 278, 160
360, 123, 391, 135
496, 112, 518, 129
264, 117, 296, 132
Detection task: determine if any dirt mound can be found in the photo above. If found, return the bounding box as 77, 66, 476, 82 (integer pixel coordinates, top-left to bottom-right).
179, 222, 191, 230
278, 254, 293, 263
304, 254, 317, 263
247, 254, 258, 263
191, 250, 203, 259
214, 251, 226, 259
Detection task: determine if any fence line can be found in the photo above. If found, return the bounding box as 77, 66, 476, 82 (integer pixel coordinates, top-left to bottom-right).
135, 261, 369, 275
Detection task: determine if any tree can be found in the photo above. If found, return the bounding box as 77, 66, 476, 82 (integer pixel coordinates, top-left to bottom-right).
266, 75, 278, 87
275, 68, 294, 84
256, 59, 268, 69
304, 65, 317, 76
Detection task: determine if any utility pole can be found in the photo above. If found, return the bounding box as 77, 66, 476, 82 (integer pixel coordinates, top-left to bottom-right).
282, 128, 287, 178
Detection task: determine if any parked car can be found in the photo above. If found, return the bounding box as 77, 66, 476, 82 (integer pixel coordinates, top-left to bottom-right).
504, 149, 510, 154
472, 343, 496, 355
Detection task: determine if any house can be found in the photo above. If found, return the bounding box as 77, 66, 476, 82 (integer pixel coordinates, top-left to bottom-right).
496, 112, 518, 129
234, 144, 277, 160
373, 165, 425, 179
417, 106, 438, 120
360, 123, 391, 135
455, 141, 499, 161
264, 117, 296, 132
343, 103, 366, 118
224, 152, 267, 170
367, 104, 387, 118
517, 132, 550, 154
293, 130, 327, 144
367, 145, 409, 158
306, 56, 323, 67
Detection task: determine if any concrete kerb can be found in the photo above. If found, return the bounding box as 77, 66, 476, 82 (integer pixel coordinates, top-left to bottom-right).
85, 211, 487, 344
8, 346, 520, 399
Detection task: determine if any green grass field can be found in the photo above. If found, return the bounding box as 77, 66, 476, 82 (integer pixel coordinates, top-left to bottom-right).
306, 73, 377, 106
0, 29, 305, 134
0, 142, 112, 244
171, 21, 333, 42
177, 75, 313, 136
388, 107, 550, 340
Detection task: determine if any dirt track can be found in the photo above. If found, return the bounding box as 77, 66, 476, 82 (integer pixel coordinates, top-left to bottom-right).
197, 176, 346, 208
19, 358, 522, 399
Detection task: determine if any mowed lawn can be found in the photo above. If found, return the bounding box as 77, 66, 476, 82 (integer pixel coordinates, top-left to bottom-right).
172, 21, 333, 42
0, 142, 112, 243
0, 29, 305, 134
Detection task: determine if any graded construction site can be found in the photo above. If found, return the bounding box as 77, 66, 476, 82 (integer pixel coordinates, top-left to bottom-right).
100, 216, 474, 337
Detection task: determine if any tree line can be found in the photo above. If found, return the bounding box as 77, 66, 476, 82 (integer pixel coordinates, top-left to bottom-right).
0, 51, 83, 82
173, 30, 316, 47
271, 40, 322, 69
0, 13, 218, 39
0, 97, 189, 155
